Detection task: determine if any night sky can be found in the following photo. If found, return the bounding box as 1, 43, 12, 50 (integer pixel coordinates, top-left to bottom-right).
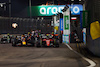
0, 0, 61, 17
0, 0, 80, 17
0, 0, 68, 6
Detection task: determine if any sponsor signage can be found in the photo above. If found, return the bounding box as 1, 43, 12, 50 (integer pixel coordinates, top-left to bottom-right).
71, 17, 77, 20
28, 5, 83, 16
63, 8, 70, 35
83, 32, 86, 44
64, 16, 70, 30
80, 11, 83, 28
63, 7, 70, 44
80, 11, 89, 28
60, 18, 63, 31
83, 28, 86, 45
63, 34, 69, 43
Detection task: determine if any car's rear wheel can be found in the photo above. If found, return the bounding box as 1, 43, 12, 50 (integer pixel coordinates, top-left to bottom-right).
12, 38, 17, 47
12, 41, 16, 47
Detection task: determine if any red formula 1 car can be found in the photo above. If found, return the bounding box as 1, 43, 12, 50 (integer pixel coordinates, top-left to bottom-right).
36, 34, 59, 47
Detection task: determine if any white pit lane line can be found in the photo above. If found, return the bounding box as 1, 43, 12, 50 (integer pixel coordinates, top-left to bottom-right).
65, 43, 96, 67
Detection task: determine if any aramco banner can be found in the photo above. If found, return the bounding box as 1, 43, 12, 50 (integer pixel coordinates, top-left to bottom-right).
28, 5, 83, 16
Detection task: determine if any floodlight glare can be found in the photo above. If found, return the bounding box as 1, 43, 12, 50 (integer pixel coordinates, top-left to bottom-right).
0, 4, 3, 7
12, 23, 18, 28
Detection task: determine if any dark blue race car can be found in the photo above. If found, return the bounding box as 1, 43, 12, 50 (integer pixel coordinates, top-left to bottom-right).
12, 34, 35, 47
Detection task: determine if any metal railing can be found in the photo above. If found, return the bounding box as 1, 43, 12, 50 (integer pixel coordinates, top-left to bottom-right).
0, 17, 52, 34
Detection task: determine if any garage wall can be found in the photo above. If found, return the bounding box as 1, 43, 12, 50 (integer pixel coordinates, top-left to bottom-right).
86, 0, 100, 56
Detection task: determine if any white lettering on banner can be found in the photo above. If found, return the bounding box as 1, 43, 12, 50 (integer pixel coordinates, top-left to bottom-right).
47, 7, 51, 14
40, 7, 46, 14
52, 7, 58, 14
40, 7, 63, 15
59, 7, 64, 13
73, 6, 79, 14
39, 5, 81, 15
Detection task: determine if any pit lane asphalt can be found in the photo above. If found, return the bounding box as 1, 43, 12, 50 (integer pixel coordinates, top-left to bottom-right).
0, 43, 90, 67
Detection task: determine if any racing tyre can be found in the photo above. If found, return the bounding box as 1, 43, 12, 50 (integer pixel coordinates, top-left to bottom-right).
31, 41, 34, 47
36, 43, 41, 47
12, 39, 17, 47
56, 44, 59, 47
54, 43, 59, 48
12, 41, 16, 47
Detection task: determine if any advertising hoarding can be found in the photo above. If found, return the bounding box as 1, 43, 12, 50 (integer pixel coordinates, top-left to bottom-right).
28, 5, 83, 16
60, 18, 63, 31
63, 8, 70, 44
63, 8, 70, 35
63, 35, 70, 43
64, 16, 70, 30
80, 11, 89, 28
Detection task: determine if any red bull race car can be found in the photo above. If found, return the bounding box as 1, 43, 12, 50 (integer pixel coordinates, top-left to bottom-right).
36, 34, 59, 47
12, 34, 35, 47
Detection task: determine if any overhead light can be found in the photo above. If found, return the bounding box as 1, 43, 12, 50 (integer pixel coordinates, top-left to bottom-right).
0, 4, 3, 7
71, 0, 74, 1
37, 17, 39, 20
12, 23, 18, 28
0, 3, 6, 7
79, 0, 81, 1
41, 17, 43, 20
